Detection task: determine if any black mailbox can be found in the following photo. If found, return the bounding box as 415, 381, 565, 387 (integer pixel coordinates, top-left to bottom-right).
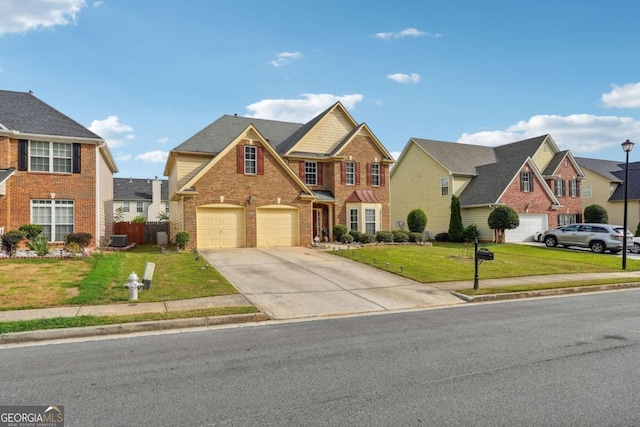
476, 248, 494, 261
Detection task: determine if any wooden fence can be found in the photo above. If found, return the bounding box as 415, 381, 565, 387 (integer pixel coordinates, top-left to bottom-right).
113, 221, 169, 245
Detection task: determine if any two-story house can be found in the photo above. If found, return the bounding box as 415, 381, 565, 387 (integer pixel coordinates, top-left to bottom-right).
164, 102, 393, 249
113, 177, 169, 222
391, 135, 585, 242
0, 90, 118, 245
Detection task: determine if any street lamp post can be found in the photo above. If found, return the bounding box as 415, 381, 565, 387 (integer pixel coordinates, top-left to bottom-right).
621, 139, 634, 270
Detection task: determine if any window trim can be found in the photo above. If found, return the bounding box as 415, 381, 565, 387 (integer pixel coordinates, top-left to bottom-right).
346, 161, 355, 185
349, 208, 359, 231
123, 201, 130, 213
305, 161, 318, 186
365, 208, 377, 234
370, 163, 381, 187
244, 145, 257, 175
28, 141, 73, 173
136, 201, 144, 213
31, 199, 74, 242
441, 177, 449, 196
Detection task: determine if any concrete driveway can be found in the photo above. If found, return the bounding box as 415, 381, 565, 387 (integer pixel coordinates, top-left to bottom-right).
201, 247, 463, 319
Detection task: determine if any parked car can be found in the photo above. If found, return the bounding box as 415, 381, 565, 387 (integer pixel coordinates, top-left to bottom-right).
533, 230, 545, 242
632, 236, 640, 254
542, 223, 633, 254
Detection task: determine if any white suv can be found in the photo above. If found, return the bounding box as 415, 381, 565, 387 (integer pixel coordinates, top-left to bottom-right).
542, 223, 633, 254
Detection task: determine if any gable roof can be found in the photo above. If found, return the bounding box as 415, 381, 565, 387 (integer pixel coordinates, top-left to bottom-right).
0, 168, 15, 185
114, 178, 169, 201
410, 138, 497, 175
541, 150, 586, 178
609, 161, 640, 201
575, 157, 624, 183
0, 90, 101, 140
493, 135, 551, 163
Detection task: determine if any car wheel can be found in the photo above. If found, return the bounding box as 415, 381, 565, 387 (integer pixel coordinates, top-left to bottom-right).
544, 236, 557, 247
632, 242, 640, 254
590, 240, 605, 254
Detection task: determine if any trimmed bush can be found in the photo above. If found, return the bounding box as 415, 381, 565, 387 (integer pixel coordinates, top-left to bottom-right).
2, 230, 25, 255
175, 231, 190, 250
65, 232, 93, 248
407, 209, 427, 233
19, 224, 44, 240
408, 232, 423, 243
448, 195, 464, 242
392, 230, 409, 243
28, 235, 50, 256
349, 230, 363, 243
359, 233, 375, 244
340, 233, 354, 244
488, 206, 519, 243
375, 231, 394, 243
462, 224, 481, 243
583, 204, 608, 224
333, 224, 348, 242
434, 232, 449, 242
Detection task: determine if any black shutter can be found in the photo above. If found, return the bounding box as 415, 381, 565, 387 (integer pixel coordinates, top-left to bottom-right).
72, 143, 81, 173
18, 139, 28, 171
530, 173, 534, 192
520, 172, 525, 191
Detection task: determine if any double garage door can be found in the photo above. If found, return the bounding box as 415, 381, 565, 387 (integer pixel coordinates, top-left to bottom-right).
504, 214, 548, 243
196, 206, 299, 249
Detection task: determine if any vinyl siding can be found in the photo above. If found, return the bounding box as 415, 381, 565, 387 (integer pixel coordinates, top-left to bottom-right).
532, 139, 555, 171
461, 206, 494, 241
294, 110, 353, 154
169, 199, 184, 241
177, 155, 209, 189
452, 176, 472, 196
98, 151, 114, 240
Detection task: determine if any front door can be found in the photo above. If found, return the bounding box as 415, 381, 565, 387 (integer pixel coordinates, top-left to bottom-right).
313, 209, 322, 239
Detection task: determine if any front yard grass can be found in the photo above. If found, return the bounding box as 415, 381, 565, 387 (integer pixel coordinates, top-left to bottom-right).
0, 245, 238, 311
330, 243, 640, 284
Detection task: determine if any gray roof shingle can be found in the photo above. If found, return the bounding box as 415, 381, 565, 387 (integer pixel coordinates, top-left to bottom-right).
114, 178, 168, 201
411, 138, 496, 174
458, 160, 525, 206
0, 90, 101, 139
609, 161, 640, 201
575, 157, 623, 183
542, 151, 569, 176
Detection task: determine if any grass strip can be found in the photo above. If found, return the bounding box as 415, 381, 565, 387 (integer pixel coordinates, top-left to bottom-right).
456, 278, 640, 296
0, 306, 258, 334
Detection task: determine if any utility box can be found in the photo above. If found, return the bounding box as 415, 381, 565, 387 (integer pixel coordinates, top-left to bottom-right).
476, 248, 494, 260
111, 235, 128, 247
157, 231, 168, 246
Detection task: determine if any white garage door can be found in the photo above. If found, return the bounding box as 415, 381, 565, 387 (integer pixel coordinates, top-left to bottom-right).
197, 207, 245, 249
505, 214, 548, 243
257, 207, 299, 247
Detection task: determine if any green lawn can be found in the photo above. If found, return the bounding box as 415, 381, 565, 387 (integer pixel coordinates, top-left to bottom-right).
330, 243, 640, 283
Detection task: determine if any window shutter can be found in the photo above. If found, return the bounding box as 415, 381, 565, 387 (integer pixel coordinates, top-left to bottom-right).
18, 139, 28, 171
236, 145, 244, 174
530, 173, 534, 192
380, 164, 386, 186
355, 162, 360, 185
299, 161, 305, 179
340, 162, 346, 184
72, 143, 81, 173
563, 180, 567, 197
576, 180, 580, 197
257, 147, 264, 175
366, 163, 371, 185
317, 163, 323, 185
520, 172, 524, 192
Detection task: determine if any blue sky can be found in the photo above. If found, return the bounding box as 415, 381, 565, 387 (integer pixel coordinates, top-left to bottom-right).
1, 0, 639, 179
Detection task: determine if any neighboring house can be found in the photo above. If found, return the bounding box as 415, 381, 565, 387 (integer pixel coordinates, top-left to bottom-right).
0, 89, 118, 245
391, 134, 585, 242
113, 177, 169, 222
164, 102, 393, 249
575, 157, 640, 230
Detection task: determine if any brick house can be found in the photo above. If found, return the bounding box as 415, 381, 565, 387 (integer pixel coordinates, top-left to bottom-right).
0, 90, 118, 245
164, 102, 393, 249
391, 135, 585, 242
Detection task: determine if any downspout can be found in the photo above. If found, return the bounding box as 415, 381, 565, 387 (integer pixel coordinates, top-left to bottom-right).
96, 142, 101, 245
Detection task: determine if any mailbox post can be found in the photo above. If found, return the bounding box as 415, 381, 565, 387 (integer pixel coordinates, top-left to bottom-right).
473, 238, 494, 290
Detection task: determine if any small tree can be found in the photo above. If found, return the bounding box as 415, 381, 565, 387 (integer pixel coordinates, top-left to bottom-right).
488, 206, 519, 243
407, 209, 427, 233
583, 204, 608, 224
448, 195, 464, 242
113, 206, 125, 224
157, 211, 169, 221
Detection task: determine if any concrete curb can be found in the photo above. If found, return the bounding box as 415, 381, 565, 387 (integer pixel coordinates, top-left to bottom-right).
0, 312, 270, 344
454, 282, 640, 303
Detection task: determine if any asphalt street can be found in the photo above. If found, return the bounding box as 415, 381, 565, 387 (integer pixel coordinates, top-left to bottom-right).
3, 290, 640, 426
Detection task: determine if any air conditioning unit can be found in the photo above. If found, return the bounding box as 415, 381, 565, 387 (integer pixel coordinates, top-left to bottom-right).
111, 235, 128, 247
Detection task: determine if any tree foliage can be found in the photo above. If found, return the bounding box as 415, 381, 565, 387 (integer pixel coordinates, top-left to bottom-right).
407, 209, 427, 233
448, 195, 464, 242
583, 204, 608, 224
487, 206, 519, 243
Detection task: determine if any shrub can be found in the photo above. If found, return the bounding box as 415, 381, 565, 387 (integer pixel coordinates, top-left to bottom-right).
65, 232, 93, 248
333, 224, 348, 242
175, 231, 190, 250
2, 230, 25, 255
19, 224, 44, 240
407, 209, 427, 233
375, 231, 394, 243
359, 233, 375, 244
488, 206, 519, 243
28, 235, 50, 256
349, 230, 363, 243
392, 230, 409, 243
132, 215, 146, 223
448, 195, 464, 242
64, 241, 81, 255
462, 224, 481, 243
340, 233, 354, 244
408, 232, 423, 243
434, 232, 449, 242
583, 204, 608, 224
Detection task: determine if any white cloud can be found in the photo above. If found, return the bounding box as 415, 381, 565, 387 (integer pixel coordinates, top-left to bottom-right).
157, 136, 169, 144
373, 27, 441, 40
458, 114, 640, 153
88, 115, 134, 148
390, 151, 401, 161
115, 152, 131, 161
135, 150, 168, 163
0, 0, 86, 35
245, 93, 364, 122
270, 51, 302, 67
602, 82, 640, 108
387, 73, 420, 84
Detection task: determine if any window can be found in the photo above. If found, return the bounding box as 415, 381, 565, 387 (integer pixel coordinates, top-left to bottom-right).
123, 201, 130, 213
305, 161, 317, 186
582, 186, 592, 198
558, 214, 579, 226
370, 163, 380, 186
555, 178, 565, 197
441, 177, 449, 196
365, 208, 376, 234
31, 200, 74, 242
30, 141, 72, 173
349, 209, 359, 231
521, 172, 532, 192
165, 202, 170, 213
346, 161, 355, 185
569, 179, 580, 198
137, 201, 144, 213
244, 146, 257, 175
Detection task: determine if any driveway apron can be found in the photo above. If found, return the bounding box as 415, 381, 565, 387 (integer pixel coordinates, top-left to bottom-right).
201, 247, 463, 319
